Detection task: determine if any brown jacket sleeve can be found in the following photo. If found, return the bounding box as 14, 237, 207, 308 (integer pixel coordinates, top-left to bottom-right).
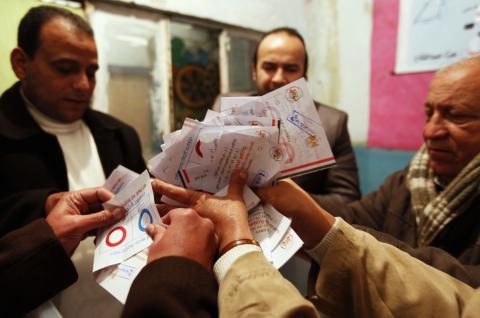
311, 220, 476, 318
122, 256, 218, 318
0, 219, 77, 316
219, 252, 319, 317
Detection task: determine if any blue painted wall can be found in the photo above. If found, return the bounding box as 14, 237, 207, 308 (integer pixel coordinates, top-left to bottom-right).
354, 146, 415, 195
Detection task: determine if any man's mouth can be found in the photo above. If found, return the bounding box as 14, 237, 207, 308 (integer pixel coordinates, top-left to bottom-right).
427, 147, 455, 161
63, 98, 89, 105
428, 146, 451, 153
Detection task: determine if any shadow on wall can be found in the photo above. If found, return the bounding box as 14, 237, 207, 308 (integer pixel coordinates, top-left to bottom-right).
354, 146, 416, 195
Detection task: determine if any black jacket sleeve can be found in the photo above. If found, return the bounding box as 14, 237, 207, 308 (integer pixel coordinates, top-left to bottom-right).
0, 188, 57, 236
0, 219, 77, 316
123, 256, 218, 317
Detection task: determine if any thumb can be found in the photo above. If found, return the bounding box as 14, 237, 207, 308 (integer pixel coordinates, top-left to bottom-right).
146, 224, 166, 243
74, 207, 125, 234
228, 169, 247, 198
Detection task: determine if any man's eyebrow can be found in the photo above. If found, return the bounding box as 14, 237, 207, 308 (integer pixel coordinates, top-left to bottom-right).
51, 58, 78, 64
50, 59, 99, 70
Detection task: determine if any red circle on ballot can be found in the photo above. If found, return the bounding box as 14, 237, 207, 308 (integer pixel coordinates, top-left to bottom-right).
106, 226, 127, 247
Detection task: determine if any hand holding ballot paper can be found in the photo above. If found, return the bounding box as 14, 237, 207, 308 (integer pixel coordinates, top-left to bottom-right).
92, 78, 336, 302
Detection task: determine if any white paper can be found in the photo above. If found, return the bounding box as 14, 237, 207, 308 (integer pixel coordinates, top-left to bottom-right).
94, 170, 160, 272
149, 119, 205, 186
248, 205, 272, 254
220, 96, 261, 112
180, 128, 283, 193
103, 165, 139, 194
395, 0, 480, 73
95, 248, 148, 304
203, 109, 221, 122
263, 203, 292, 251
221, 78, 335, 179
270, 227, 303, 269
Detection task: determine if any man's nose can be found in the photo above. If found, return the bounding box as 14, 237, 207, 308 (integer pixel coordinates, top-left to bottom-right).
272, 68, 287, 84
424, 113, 448, 140
72, 72, 92, 92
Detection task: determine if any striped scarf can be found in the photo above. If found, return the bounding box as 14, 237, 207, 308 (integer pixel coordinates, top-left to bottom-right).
406, 144, 480, 246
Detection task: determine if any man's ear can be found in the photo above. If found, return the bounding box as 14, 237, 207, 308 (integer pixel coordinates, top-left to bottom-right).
252, 65, 257, 81
10, 47, 28, 80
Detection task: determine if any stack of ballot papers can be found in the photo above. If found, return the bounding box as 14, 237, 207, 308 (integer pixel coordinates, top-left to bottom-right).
93, 78, 336, 303
149, 78, 335, 191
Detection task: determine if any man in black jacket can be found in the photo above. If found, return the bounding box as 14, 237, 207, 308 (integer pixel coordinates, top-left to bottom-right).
0, 5, 146, 316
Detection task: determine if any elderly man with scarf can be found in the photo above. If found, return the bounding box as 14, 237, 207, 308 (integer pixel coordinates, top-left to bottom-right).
311, 56, 480, 290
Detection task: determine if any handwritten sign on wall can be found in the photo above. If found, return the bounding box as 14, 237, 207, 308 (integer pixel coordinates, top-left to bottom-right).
395, 0, 480, 73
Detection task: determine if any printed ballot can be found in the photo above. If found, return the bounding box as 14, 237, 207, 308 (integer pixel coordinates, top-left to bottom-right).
103, 165, 139, 194
150, 77, 335, 192
93, 170, 160, 272
220, 78, 336, 178
95, 166, 150, 303
95, 249, 148, 303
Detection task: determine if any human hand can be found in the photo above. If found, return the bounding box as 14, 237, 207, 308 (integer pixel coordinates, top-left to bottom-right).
255, 179, 335, 248
44, 191, 68, 215
145, 208, 217, 269
46, 187, 125, 255
151, 170, 252, 252
255, 179, 320, 218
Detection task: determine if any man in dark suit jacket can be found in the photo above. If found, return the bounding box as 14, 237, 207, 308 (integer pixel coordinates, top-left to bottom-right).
0, 5, 146, 316
213, 27, 360, 207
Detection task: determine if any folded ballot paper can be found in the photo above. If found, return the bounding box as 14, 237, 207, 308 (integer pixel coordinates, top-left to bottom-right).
93, 78, 335, 303
94, 168, 158, 303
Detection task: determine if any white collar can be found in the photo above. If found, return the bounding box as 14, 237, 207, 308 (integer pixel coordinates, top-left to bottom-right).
21, 89, 83, 135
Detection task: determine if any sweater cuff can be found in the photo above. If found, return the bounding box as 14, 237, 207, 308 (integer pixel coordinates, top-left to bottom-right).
213, 245, 262, 282
306, 217, 341, 265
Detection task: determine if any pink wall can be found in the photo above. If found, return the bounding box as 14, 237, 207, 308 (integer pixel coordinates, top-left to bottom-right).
368, 0, 433, 150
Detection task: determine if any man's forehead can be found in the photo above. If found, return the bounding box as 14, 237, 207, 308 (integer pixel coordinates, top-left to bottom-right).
436, 66, 479, 90
259, 33, 305, 53
434, 59, 480, 83
427, 67, 480, 110
39, 17, 95, 47
258, 37, 305, 65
